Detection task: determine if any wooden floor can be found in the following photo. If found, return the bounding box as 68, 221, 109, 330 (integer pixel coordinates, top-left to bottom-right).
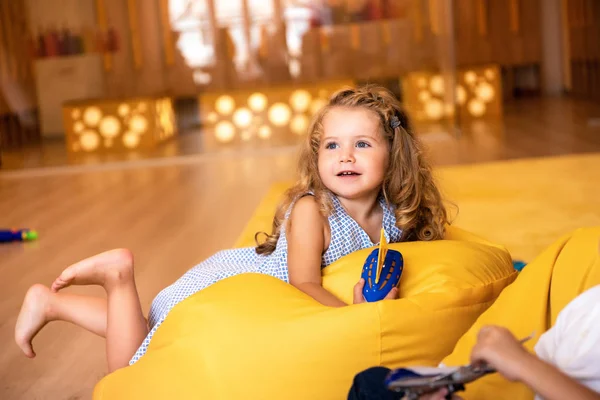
1, 96, 600, 399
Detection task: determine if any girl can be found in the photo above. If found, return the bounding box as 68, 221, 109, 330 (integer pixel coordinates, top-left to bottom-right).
15, 85, 448, 372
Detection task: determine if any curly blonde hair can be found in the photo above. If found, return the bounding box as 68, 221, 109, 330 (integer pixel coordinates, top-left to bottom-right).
255, 85, 449, 255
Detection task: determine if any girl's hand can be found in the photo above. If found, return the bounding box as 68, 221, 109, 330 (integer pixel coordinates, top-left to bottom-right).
470, 325, 533, 382
352, 279, 399, 304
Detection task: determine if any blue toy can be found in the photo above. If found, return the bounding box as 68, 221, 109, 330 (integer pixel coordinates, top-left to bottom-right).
361, 229, 403, 302
0, 229, 38, 243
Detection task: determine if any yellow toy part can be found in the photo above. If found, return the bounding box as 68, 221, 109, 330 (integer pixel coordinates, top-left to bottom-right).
94, 226, 516, 400
376, 228, 388, 283
442, 227, 600, 400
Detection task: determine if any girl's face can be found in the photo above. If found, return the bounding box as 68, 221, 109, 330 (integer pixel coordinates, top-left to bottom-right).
318, 107, 390, 202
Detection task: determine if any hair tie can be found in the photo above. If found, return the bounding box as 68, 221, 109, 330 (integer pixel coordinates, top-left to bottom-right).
390, 116, 401, 130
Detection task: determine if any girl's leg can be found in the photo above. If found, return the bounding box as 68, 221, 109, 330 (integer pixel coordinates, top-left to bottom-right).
15, 284, 108, 357
15, 248, 149, 372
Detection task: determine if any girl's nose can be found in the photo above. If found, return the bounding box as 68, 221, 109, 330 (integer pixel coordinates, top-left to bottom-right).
339, 151, 355, 163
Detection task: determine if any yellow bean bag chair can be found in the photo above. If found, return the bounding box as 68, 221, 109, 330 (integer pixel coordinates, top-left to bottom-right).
93, 183, 517, 399
443, 226, 600, 399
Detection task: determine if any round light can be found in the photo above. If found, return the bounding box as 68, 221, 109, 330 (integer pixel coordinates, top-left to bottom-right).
215, 121, 236, 143
268, 103, 292, 126
123, 131, 140, 148
310, 98, 327, 115
117, 104, 130, 117
464, 71, 477, 85
129, 115, 148, 134
484, 68, 495, 80
206, 112, 218, 123
430, 75, 445, 95
215, 95, 235, 115
99, 116, 121, 138
233, 108, 253, 128
80, 131, 99, 151
424, 99, 444, 120
71, 108, 81, 120
73, 121, 85, 133
290, 90, 312, 112
248, 93, 268, 112
83, 107, 102, 127
468, 99, 486, 117
290, 115, 309, 135
476, 82, 495, 102
418, 91, 431, 103
258, 125, 272, 139
456, 85, 467, 105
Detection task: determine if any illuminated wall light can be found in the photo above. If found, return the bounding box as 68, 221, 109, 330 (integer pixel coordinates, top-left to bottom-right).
248, 93, 268, 112
429, 75, 445, 96
129, 115, 148, 134
310, 98, 327, 115
73, 121, 85, 133
456, 85, 467, 105
123, 131, 141, 148
290, 90, 312, 112
418, 91, 431, 103
99, 116, 122, 138
468, 99, 486, 117
206, 112, 217, 124
233, 108, 253, 128
80, 131, 100, 151
424, 99, 445, 120
258, 125, 272, 139
71, 108, 81, 119
215, 121, 236, 143
161, 115, 174, 137
484, 68, 495, 80
290, 115, 309, 135
215, 95, 236, 115
83, 107, 102, 127
475, 82, 495, 102
137, 102, 148, 112
118, 104, 130, 117
464, 71, 477, 85
268, 103, 292, 127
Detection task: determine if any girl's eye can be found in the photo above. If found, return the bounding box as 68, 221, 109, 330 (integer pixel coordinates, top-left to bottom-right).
325, 142, 339, 150
356, 141, 371, 148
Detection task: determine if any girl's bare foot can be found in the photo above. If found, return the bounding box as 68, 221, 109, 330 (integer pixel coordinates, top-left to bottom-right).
51, 249, 133, 292
15, 284, 54, 358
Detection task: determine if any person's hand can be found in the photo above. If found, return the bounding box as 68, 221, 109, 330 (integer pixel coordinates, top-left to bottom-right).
419, 388, 463, 399
352, 279, 398, 304
470, 325, 533, 382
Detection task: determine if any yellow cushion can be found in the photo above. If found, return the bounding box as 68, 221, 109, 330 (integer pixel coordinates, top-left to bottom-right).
442, 227, 600, 400
94, 225, 515, 400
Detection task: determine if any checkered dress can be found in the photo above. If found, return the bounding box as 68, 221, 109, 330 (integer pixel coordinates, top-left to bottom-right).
130, 193, 402, 364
